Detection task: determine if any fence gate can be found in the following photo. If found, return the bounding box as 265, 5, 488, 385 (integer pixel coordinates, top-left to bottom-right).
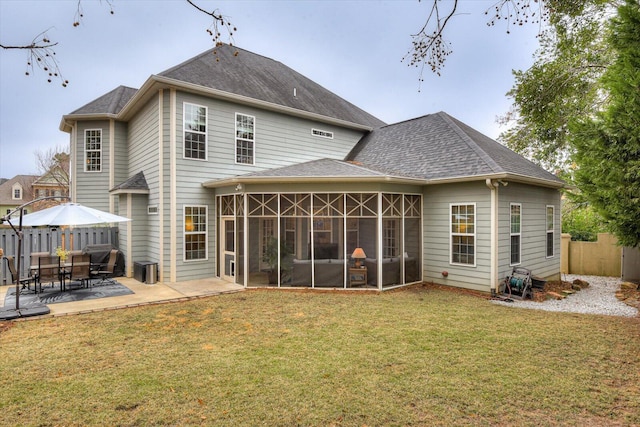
622, 246, 640, 283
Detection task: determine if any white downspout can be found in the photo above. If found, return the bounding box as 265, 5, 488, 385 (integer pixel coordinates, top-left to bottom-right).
485, 179, 498, 296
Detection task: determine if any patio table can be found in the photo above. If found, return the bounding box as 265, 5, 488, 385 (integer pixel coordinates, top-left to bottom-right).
30, 263, 71, 292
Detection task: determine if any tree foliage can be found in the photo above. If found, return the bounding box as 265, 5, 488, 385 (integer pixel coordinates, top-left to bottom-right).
561, 200, 606, 241
570, 0, 640, 247
498, 0, 614, 170
31, 146, 71, 210
403, 0, 607, 87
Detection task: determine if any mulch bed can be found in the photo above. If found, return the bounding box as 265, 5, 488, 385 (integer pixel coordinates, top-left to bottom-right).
617, 281, 640, 310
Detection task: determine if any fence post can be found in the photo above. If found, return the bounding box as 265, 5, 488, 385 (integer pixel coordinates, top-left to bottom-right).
561, 233, 571, 274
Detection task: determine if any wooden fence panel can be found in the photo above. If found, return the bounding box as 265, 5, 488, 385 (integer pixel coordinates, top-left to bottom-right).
561, 233, 622, 277
0, 226, 118, 285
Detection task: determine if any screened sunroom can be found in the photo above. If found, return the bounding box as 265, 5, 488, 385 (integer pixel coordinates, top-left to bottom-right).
216, 191, 422, 290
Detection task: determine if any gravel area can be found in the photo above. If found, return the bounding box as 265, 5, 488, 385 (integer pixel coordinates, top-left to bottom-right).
491, 274, 639, 317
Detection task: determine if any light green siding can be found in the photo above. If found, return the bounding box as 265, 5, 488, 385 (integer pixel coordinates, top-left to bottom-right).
127, 96, 161, 275
423, 181, 492, 292
74, 120, 112, 212
129, 194, 150, 263
174, 92, 364, 178
497, 183, 561, 281
164, 92, 368, 282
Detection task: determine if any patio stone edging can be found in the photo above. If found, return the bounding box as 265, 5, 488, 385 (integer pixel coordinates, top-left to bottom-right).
10, 288, 244, 322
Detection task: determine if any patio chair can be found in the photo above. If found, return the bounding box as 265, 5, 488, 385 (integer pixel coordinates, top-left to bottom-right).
38, 255, 61, 291
5, 256, 37, 292
29, 252, 49, 283
68, 254, 92, 289
30, 252, 49, 268
91, 249, 118, 285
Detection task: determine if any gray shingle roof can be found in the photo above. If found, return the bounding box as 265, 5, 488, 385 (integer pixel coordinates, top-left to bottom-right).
158, 45, 386, 129
347, 112, 563, 185
241, 158, 390, 179
70, 85, 137, 115
110, 171, 149, 192
0, 175, 38, 205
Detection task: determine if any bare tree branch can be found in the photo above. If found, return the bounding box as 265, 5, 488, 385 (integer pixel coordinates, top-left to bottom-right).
186, 0, 237, 51
403, 0, 567, 87
403, 0, 458, 86
0, 0, 236, 87
1, 30, 68, 86
29, 145, 70, 210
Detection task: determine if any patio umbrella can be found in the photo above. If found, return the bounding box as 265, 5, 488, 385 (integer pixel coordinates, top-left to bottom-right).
1, 199, 130, 316
20, 202, 131, 227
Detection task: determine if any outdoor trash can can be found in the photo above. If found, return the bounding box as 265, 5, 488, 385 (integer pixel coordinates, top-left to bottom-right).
145, 263, 157, 284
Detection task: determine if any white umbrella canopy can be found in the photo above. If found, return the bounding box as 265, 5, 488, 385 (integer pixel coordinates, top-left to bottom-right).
20, 203, 131, 227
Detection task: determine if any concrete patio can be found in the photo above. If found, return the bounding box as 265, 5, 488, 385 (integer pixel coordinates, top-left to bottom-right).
0, 276, 244, 319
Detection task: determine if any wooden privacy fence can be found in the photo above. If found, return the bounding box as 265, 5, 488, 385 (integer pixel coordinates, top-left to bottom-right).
0, 226, 119, 285
561, 233, 626, 277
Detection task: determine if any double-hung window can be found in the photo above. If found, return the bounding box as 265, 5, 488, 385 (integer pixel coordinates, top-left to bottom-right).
546, 205, 555, 257
510, 203, 521, 265
84, 129, 102, 172
184, 206, 207, 261
236, 113, 255, 164
451, 204, 475, 266
184, 103, 207, 160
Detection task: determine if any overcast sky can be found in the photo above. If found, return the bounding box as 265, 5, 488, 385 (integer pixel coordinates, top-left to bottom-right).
0, 0, 541, 179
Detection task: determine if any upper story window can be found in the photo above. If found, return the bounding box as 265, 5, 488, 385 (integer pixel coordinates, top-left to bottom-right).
184, 103, 207, 160
510, 203, 521, 265
451, 203, 475, 266
546, 205, 555, 258
12, 184, 22, 200
84, 129, 102, 172
236, 113, 255, 165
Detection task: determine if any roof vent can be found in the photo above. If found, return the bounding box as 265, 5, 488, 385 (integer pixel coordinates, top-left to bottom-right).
293, 87, 297, 97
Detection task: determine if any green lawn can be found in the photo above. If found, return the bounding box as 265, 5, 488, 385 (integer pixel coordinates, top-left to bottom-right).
1, 285, 639, 426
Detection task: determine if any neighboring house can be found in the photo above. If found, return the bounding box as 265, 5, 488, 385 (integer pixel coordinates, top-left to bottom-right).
60, 45, 564, 293
32, 161, 70, 207
0, 175, 38, 218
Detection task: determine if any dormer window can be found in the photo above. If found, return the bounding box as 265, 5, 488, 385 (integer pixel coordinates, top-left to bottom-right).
12, 184, 22, 200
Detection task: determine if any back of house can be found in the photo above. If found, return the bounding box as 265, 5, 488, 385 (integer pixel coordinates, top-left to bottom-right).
61, 44, 563, 293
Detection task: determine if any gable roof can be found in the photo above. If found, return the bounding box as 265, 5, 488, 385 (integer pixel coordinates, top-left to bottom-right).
110, 171, 150, 194
62, 46, 385, 132
0, 175, 38, 206
158, 45, 386, 129
346, 112, 564, 187
70, 85, 137, 116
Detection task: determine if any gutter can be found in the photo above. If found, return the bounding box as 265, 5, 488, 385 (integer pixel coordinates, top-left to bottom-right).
203, 171, 563, 190
202, 174, 427, 189
59, 114, 118, 133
